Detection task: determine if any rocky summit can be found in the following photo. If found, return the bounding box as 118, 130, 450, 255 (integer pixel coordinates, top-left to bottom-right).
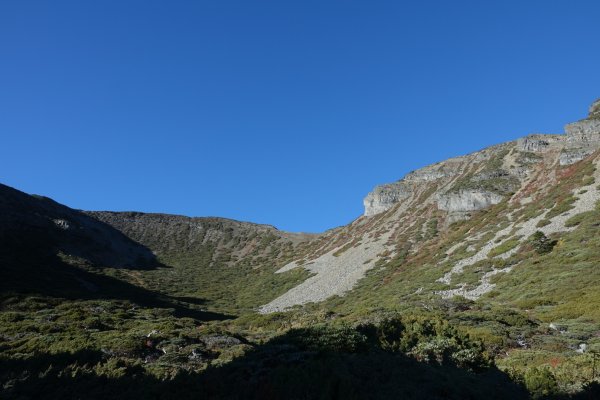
2, 100, 600, 399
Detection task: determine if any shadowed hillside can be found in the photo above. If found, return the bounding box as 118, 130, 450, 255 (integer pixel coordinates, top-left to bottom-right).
2, 101, 600, 398
86, 211, 318, 313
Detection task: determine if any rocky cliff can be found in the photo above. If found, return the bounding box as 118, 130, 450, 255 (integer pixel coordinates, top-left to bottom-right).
363, 99, 600, 217
261, 99, 600, 312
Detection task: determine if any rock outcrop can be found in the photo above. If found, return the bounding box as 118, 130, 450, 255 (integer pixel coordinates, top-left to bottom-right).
560, 118, 600, 165
403, 164, 456, 182
265, 98, 600, 313
516, 134, 563, 153
364, 99, 600, 216
363, 182, 411, 216
436, 190, 504, 213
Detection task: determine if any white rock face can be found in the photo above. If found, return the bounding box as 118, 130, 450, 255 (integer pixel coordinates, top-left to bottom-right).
517, 134, 563, 153
362, 162, 462, 216
559, 148, 594, 166
565, 118, 600, 141
403, 169, 448, 182
363, 182, 410, 216
560, 118, 600, 165
436, 190, 504, 212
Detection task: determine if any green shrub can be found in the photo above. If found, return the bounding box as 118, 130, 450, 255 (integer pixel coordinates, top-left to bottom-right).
375, 317, 406, 352
546, 196, 576, 219
536, 219, 551, 228
424, 218, 439, 240
513, 297, 555, 309
524, 367, 558, 399
275, 324, 369, 353
367, 316, 491, 371
410, 337, 456, 364
582, 176, 595, 186
564, 212, 589, 227
530, 231, 556, 255
488, 238, 521, 257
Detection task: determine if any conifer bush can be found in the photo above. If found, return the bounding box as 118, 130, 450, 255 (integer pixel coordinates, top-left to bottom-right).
530, 231, 556, 255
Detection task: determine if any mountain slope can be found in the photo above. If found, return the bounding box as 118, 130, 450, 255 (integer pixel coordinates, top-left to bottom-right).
0, 183, 161, 298
2, 99, 600, 398
0, 183, 158, 269
260, 99, 600, 313
85, 211, 317, 313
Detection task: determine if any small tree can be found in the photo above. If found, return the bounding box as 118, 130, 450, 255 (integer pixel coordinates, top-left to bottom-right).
524, 367, 558, 399
530, 231, 556, 254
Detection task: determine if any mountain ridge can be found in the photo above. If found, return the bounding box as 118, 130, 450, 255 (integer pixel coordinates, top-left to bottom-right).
3, 100, 600, 398
3, 100, 599, 314
259, 99, 600, 312
363, 100, 600, 218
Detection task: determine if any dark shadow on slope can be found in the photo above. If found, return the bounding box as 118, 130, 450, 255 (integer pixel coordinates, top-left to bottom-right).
0, 330, 538, 400
0, 183, 163, 270
0, 349, 525, 400
0, 251, 232, 321
4, 327, 600, 399
195, 327, 530, 400
569, 382, 600, 400
169, 295, 211, 306
0, 183, 233, 320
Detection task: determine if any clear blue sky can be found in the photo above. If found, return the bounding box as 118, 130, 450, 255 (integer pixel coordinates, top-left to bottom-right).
1, 1, 599, 232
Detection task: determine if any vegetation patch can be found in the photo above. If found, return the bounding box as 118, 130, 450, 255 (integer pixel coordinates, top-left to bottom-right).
564, 212, 591, 227
536, 218, 551, 228
529, 231, 556, 255
488, 237, 521, 257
